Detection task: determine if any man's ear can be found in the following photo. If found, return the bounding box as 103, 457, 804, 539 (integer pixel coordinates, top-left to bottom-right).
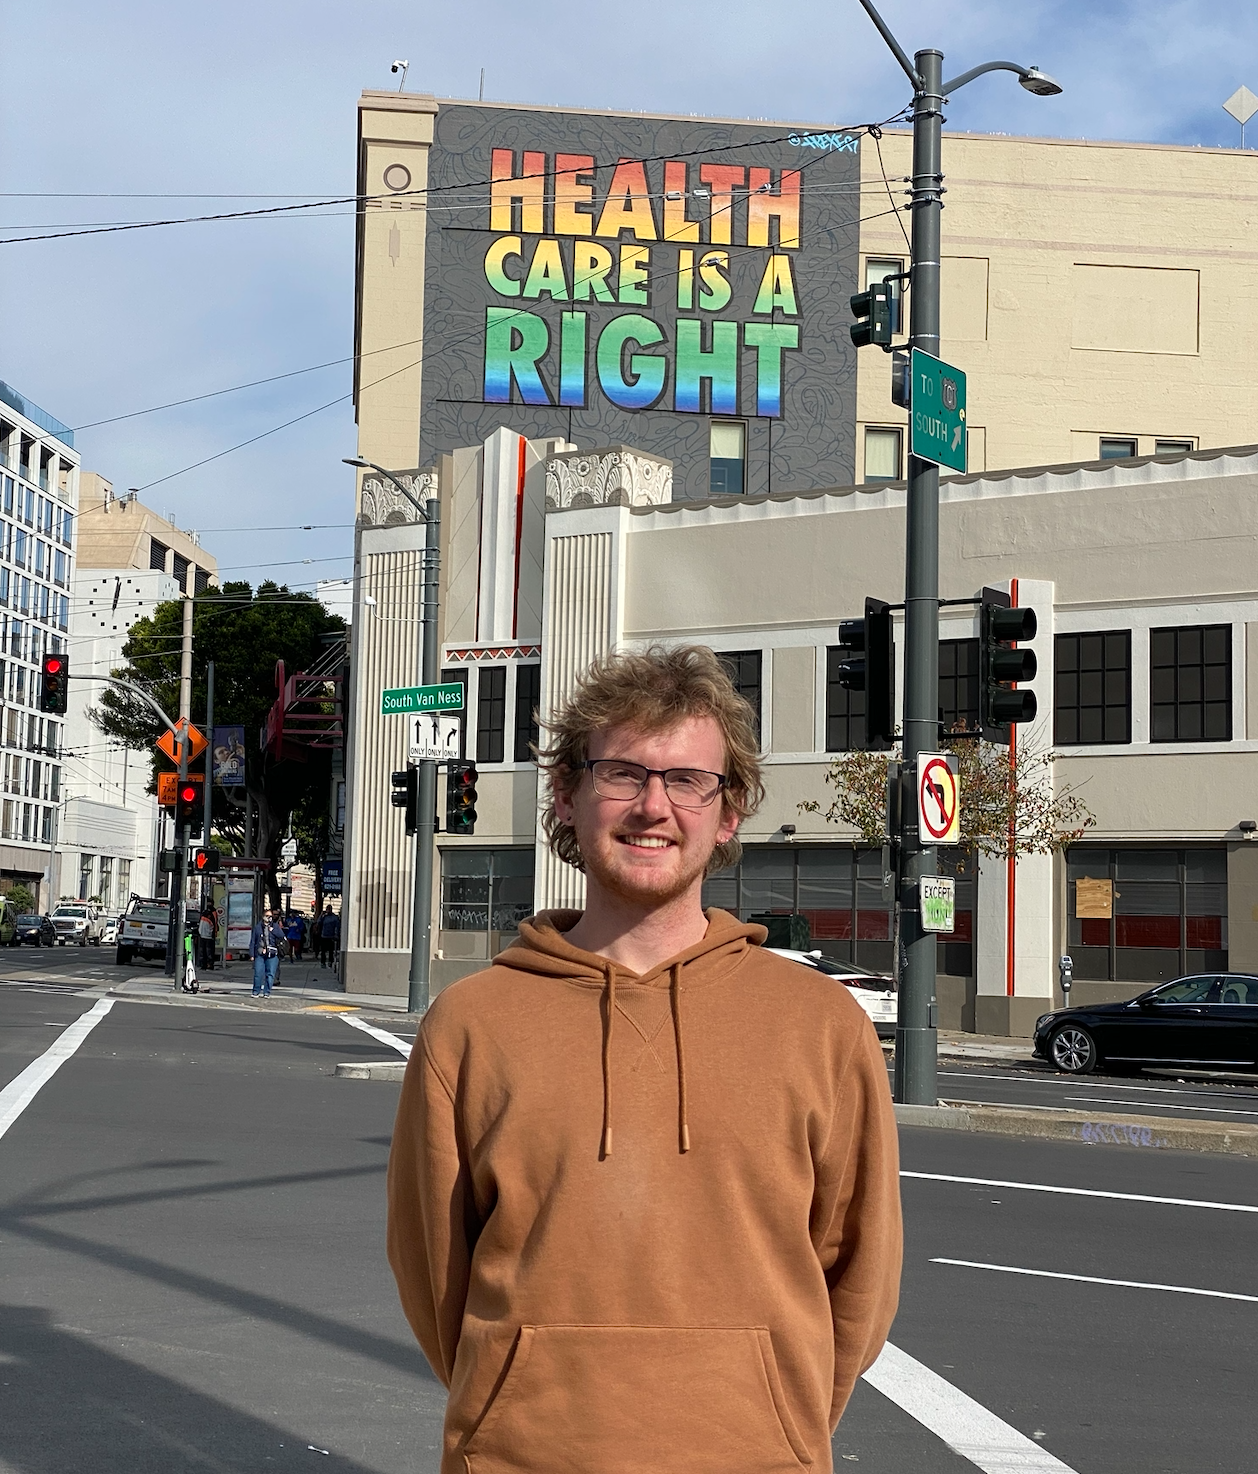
715, 800, 739, 847
551, 771, 577, 825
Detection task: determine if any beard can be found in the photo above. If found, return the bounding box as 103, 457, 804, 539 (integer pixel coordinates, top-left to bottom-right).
577, 826, 715, 911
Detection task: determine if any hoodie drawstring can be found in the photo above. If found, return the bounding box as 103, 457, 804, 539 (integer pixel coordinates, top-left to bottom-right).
601, 963, 616, 1158
670, 963, 690, 1153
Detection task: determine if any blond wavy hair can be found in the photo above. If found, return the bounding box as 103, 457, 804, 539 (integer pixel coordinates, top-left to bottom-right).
535, 644, 765, 875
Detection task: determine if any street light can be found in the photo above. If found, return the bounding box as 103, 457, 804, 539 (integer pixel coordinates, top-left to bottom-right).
857, 0, 1061, 1108
344, 454, 441, 1014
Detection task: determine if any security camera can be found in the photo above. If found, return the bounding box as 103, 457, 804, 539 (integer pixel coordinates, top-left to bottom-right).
391, 59, 409, 73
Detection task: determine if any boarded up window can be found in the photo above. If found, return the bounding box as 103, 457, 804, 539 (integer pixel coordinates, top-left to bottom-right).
1071, 265, 1199, 355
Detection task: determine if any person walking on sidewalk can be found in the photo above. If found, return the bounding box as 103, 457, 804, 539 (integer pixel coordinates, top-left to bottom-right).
249, 907, 285, 998
388, 645, 901, 1474
285, 911, 306, 962
314, 904, 339, 967
197, 904, 218, 972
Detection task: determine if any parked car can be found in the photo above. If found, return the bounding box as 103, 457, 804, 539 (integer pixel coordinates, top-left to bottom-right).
1035, 972, 1258, 1075
100, 915, 120, 947
13, 913, 56, 946
0, 898, 15, 946
50, 903, 104, 947
766, 947, 898, 1039
115, 898, 199, 965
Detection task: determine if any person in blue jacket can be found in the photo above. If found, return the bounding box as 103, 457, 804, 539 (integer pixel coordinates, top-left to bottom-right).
249, 906, 286, 998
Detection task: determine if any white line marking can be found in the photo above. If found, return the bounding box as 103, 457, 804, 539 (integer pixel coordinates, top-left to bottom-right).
340, 1014, 411, 1058
1064, 1094, 1258, 1118
862, 1341, 1078, 1472
0, 998, 115, 1142
902, 1170, 1258, 1214
938, 1068, 1258, 1101
933, 1258, 1258, 1305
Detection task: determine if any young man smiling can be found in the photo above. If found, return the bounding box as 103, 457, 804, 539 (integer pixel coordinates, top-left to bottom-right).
388, 645, 901, 1474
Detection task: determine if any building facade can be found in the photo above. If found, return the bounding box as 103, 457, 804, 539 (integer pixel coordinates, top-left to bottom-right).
0, 382, 78, 909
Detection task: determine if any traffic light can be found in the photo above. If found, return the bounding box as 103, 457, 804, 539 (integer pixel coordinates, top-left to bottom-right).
40, 652, 68, 714
193, 847, 221, 874
835, 598, 895, 749
391, 765, 418, 835
980, 585, 1038, 743
849, 280, 894, 349
446, 762, 478, 836
175, 775, 204, 833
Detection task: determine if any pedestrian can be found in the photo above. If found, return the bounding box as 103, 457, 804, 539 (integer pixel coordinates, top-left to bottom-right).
249, 906, 285, 998
285, 910, 306, 962
197, 904, 218, 972
387, 646, 901, 1473
314, 904, 339, 967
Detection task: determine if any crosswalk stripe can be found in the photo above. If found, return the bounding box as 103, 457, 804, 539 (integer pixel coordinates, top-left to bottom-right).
0, 998, 115, 1142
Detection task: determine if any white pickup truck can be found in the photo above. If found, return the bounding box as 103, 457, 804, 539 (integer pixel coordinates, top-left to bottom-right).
51, 902, 103, 947
116, 897, 172, 964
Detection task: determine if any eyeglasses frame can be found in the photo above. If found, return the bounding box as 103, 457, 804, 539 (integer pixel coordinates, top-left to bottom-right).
582, 758, 728, 810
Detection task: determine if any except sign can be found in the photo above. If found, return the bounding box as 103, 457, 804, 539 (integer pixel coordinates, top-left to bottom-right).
909, 349, 967, 474
917, 752, 960, 845
380, 682, 465, 716
409, 713, 462, 763
920, 876, 956, 933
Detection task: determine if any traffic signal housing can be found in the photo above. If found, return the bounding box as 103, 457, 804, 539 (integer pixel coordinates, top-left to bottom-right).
40, 652, 68, 714
980, 585, 1038, 743
835, 597, 895, 749
391, 765, 419, 836
849, 280, 894, 349
446, 762, 478, 836
193, 847, 221, 874
175, 774, 205, 833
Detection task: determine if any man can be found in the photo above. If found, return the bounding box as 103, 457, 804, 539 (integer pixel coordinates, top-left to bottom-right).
314, 903, 339, 967
248, 906, 285, 998
197, 903, 218, 972
388, 646, 901, 1474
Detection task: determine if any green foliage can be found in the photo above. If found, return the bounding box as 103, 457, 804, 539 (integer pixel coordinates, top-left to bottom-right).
4, 882, 35, 913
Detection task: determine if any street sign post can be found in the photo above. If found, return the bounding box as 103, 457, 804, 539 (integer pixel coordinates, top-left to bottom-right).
381, 682, 465, 716
917, 753, 960, 845
409, 713, 462, 763
920, 875, 956, 933
909, 348, 967, 473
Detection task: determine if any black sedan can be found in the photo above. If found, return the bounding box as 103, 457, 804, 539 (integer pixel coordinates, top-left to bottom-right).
12, 913, 56, 946
1034, 973, 1258, 1074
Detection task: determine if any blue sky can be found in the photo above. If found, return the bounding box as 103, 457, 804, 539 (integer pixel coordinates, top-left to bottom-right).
3, 0, 1256, 593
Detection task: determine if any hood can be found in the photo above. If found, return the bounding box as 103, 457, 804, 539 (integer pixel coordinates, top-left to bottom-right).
492, 908, 768, 1158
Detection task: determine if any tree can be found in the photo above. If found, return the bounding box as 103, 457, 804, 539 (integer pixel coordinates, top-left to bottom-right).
5, 882, 35, 913
92, 581, 345, 906
800, 732, 1096, 858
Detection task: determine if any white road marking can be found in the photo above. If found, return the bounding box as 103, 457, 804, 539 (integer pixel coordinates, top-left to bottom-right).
933, 1258, 1258, 1305
937, 1068, 1258, 1101
0, 997, 115, 1143
1064, 1094, 1258, 1118
863, 1341, 1078, 1472
902, 1170, 1258, 1214
340, 1014, 412, 1058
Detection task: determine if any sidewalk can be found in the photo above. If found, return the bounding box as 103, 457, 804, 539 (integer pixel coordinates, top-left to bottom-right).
880, 1029, 1036, 1064
107, 955, 417, 1018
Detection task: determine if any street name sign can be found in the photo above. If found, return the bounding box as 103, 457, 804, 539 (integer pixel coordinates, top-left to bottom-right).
920, 875, 956, 933
380, 682, 465, 716
409, 714, 462, 762
909, 349, 967, 473
917, 752, 960, 845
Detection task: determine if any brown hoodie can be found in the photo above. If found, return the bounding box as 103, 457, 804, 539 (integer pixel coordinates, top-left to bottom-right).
387, 909, 901, 1474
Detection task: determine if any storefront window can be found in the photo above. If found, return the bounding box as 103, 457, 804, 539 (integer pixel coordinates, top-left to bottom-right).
440, 848, 534, 936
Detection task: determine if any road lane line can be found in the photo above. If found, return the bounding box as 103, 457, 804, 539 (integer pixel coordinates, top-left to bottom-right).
933, 1258, 1258, 1304
938, 1069, 1258, 1101
1064, 1094, 1258, 1118
340, 1015, 411, 1058
902, 1170, 1258, 1213
862, 1341, 1078, 1472
0, 997, 115, 1142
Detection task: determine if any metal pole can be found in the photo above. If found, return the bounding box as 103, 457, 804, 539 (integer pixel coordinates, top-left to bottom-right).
167, 595, 194, 981
204, 661, 214, 849
408, 493, 441, 1014
894, 48, 944, 1106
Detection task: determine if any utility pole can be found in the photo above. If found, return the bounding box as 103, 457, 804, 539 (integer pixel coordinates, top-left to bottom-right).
166, 594, 194, 980
857, 1, 1060, 1105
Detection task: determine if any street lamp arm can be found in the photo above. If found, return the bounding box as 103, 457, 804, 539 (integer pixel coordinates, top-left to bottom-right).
70, 672, 177, 733
342, 457, 430, 522
940, 59, 1036, 94
856, 0, 921, 89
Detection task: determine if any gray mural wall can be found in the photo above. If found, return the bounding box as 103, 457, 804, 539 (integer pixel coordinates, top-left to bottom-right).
418, 101, 861, 501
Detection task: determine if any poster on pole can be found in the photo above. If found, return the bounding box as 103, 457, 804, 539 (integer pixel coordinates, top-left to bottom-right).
213, 726, 247, 787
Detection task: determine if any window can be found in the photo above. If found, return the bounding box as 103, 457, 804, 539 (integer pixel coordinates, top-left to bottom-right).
475, 666, 507, 764
1150, 624, 1231, 742
40, 807, 52, 844
194, 566, 210, 595
58, 595, 68, 631
441, 667, 469, 759
514, 663, 541, 762
938, 638, 980, 734
149, 538, 168, 573
1055, 631, 1131, 744
34, 541, 45, 578
19, 578, 29, 615
1155, 439, 1193, 455
53, 550, 66, 587
118, 859, 131, 900
79, 854, 94, 900
1099, 437, 1137, 460
1, 475, 10, 512
99, 856, 114, 910
0, 569, 9, 606
825, 645, 866, 751
864, 427, 901, 483
865, 257, 904, 334
440, 848, 535, 934
1067, 847, 1227, 983
709, 421, 746, 497
13, 529, 27, 567
61, 511, 72, 548
718, 650, 762, 743
173, 554, 189, 593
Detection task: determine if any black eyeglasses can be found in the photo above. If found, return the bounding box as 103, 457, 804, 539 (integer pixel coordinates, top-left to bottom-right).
584, 759, 727, 809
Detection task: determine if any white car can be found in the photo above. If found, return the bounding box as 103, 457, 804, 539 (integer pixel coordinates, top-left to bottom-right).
50, 903, 104, 947
766, 947, 898, 1039
100, 916, 120, 946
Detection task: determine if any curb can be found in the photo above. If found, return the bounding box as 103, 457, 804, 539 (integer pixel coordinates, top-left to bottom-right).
895, 1101, 1258, 1157
335, 1060, 407, 1081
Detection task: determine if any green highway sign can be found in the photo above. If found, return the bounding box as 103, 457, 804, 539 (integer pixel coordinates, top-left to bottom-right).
381, 682, 465, 716
909, 348, 967, 473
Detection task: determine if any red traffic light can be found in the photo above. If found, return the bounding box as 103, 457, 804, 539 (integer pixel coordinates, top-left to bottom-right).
45, 657, 63, 675
179, 783, 197, 804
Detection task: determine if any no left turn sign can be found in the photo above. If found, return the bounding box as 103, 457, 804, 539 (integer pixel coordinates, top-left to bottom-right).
917, 753, 960, 845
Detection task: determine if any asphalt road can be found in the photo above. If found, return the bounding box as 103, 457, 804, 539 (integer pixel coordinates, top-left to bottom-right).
3, 972, 1258, 1471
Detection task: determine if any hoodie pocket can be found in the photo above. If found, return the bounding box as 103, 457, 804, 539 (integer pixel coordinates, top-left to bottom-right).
464, 1324, 811, 1474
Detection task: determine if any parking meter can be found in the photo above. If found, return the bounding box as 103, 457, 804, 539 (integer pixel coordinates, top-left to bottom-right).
1059, 954, 1073, 1004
